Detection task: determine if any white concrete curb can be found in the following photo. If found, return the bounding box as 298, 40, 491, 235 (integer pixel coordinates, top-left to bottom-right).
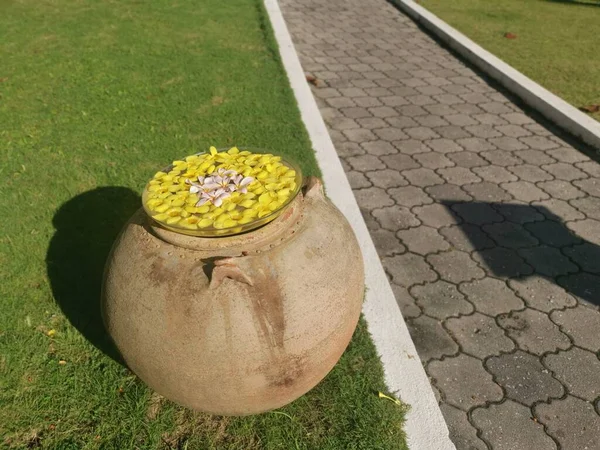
391, 0, 600, 151
264, 0, 455, 449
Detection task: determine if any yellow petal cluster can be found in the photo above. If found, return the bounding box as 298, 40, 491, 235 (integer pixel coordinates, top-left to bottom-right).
143, 147, 299, 235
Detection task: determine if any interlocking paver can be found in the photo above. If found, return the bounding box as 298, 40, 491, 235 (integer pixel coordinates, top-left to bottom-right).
435, 125, 472, 139
389, 185, 433, 207
508, 276, 577, 312
401, 168, 444, 187
480, 150, 524, 166
563, 243, 600, 273
463, 182, 513, 202
576, 161, 600, 177
482, 222, 539, 249
507, 164, 553, 182
331, 116, 360, 131
347, 154, 385, 171
353, 187, 394, 208
392, 138, 430, 154
497, 308, 571, 355
518, 245, 579, 277
397, 226, 450, 255
550, 306, 600, 352
373, 127, 409, 142
558, 272, 600, 308
459, 277, 524, 315
429, 354, 503, 410
343, 127, 377, 142
427, 250, 485, 283
446, 313, 514, 358
372, 206, 420, 231
455, 137, 496, 153
383, 253, 437, 287
391, 282, 421, 319
406, 315, 458, 362
472, 165, 518, 183
411, 280, 473, 319
365, 169, 407, 188
413, 203, 462, 228
547, 146, 591, 163
371, 229, 406, 257
495, 124, 531, 138
472, 247, 534, 278
516, 149, 557, 165
472, 400, 558, 450
355, 117, 387, 129
543, 347, 600, 400
488, 136, 529, 151
425, 138, 463, 153
538, 179, 585, 200
361, 140, 398, 156
337, 141, 365, 158
451, 202, 503, 225
281, 1, 600, 447
404, 126, 441, 140
501, 181, 550, 202
541, 162, 587, 181
414, 114, 450, 128
570, 196, 600, 220
346, 170, 371, 189
525, 220, 582, 247
535, 396, 600, 450
501, 112, 534, 125
439, 404, 487, 450
567, 218, 600, 246
533, 198, 585, 222
440, 224, 495, 252
379, 153, 420, 171
486, 350, 564, 406
520, 135, 559, 150
437, 167, 481, 186
448, 151, 489, 168
425, 184, 473, 202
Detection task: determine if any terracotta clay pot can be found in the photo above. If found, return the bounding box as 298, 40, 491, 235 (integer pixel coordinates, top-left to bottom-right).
101, 177, 364, 415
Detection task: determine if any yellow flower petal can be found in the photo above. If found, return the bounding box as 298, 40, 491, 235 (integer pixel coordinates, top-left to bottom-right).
197, 218, 213, 228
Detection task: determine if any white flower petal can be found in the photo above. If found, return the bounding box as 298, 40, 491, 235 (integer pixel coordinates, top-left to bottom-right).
189, 186, 200, 193
240, 176, 254, 186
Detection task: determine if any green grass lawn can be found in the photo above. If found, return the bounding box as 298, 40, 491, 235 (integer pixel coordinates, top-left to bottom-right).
419, 0, 600, 121
0, 0, 407, 448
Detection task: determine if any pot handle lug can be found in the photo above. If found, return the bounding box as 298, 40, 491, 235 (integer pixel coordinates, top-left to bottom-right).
209, 257, 254, 289
303, 176, 324, 200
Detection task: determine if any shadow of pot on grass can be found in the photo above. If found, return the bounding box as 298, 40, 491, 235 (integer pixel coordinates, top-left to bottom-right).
46, 187, 141, 363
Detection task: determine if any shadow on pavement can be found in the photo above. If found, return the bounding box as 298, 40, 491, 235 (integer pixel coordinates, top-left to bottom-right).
443, 200, 600, 308
46, 187, 141, 363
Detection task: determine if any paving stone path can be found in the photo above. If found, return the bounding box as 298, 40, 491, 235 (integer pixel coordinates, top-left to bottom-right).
279, 0, 600, 448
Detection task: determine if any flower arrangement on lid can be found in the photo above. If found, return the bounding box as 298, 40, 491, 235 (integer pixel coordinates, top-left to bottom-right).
142, 146, 302, 236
